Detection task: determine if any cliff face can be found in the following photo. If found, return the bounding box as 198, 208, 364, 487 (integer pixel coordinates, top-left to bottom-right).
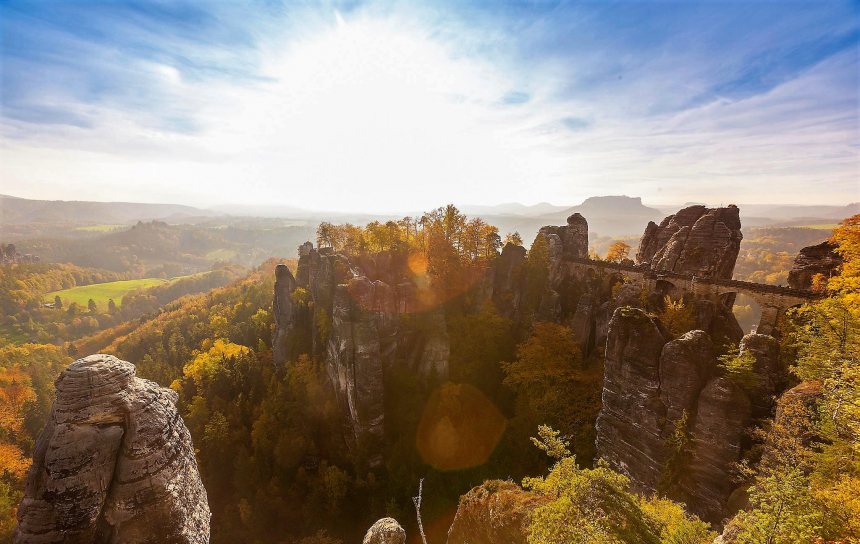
788, 240, 843, 290
594, 307, 783, 524
272, 244, 455, 460
15, 354, 210, 544
637, 205, 743, 279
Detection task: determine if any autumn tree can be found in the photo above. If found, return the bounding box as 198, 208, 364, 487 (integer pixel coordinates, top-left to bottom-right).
605, 241, 631, 263
503, 323, 602, 459
658, 296, 695, 338
505, 231, 524, 246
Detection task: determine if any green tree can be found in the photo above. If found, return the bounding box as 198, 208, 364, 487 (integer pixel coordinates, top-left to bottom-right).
523, 426, 714, 544
87, 298, 97, 313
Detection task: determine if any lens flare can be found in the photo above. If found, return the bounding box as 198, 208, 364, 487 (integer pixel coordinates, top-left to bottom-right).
416, 383, 506, 471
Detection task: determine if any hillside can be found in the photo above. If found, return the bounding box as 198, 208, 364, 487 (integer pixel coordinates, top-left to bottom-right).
0, 194, 220, 225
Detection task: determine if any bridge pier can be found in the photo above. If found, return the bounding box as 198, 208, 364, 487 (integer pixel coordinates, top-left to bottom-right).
757, 305, 784, 336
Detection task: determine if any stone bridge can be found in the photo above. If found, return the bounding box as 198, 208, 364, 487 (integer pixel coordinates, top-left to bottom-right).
563, 257, 824, 335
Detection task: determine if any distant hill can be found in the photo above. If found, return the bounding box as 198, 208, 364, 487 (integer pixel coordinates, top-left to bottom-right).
539, 195, 664, 237
460, 202, 569, 217
0, 194, 221, 225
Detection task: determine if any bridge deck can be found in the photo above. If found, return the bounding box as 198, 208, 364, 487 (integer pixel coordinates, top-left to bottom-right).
564, 257, 823, 300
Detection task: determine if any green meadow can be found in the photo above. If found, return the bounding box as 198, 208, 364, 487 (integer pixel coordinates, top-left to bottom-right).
46, 278, 169, 308
74, 224, 126, 232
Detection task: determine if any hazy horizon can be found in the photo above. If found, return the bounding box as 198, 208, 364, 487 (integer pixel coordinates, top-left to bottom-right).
2, 1, 858, 212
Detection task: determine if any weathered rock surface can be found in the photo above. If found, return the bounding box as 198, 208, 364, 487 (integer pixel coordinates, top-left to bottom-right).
363, 517, 406, 544
595, 308, 765, 524
787, 240, 843, 290
738, 333, 783, 419
681, 376, 751, 523
637, 205, 743, 279
658, 330, 717, 428
15, 354, 210, 544
538, 213, 589, 260
447, 481, 544, 544
273, 244, 457, 461
492, 242, 527, 318
595, 307, 668, 491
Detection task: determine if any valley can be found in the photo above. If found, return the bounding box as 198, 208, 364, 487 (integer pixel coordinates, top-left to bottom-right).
2, 200, 855, 543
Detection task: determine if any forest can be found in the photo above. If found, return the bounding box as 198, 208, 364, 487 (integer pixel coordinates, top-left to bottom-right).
1, 205, 856, 543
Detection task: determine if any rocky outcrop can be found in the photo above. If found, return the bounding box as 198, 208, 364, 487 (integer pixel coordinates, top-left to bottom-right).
637, 205, 742, 279
363, 517, 406, 544
15, 354, 209, 544
738, 333, 783, 419
595, 308, 765, 524
681, 376, 751, 523
595, 307, 668, 491
492, 242, 527, 318
787, 240, 843, 290
538, 213, 589, 261
272, 245, 455, 461
447, 481, 545, 544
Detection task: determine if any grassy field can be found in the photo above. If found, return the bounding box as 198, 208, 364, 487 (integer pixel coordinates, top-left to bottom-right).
74, 224, 126, 232
798, 223, 838, 230
205, 248, 238, 261
46, 278, 169, 308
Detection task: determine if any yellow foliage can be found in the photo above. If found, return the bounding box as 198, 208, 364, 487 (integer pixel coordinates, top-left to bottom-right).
0, 442, 29, 479
658, 296, 695, 338
0, 366, 35, 436
183, 339, 250, 386
605, 241, 631, 263
829, 214, 860, 298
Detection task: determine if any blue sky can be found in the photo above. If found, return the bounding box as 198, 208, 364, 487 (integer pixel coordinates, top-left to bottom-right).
1, 0, 858, 212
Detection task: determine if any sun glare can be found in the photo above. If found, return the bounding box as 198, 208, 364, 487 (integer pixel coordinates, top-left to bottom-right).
215, 15, 540, 211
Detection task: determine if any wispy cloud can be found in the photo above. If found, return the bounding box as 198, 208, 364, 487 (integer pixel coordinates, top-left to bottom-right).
1, 0, 857, 210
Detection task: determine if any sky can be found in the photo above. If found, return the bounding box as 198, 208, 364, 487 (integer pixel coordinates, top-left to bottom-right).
1, 0, 858, 213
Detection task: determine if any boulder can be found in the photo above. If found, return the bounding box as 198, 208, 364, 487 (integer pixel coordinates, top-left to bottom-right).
15, 355, 210, 544
363, 517, 406, 544
447, 481, 545, 544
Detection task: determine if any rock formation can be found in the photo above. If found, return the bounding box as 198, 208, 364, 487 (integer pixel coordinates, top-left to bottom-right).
272, 244, 452, 461
363, 517, 406, 544
787, 240, 843, 290
447, 481, 544, 544
738, 333, 783, 419
492, 242, 527, 318
637, 205, 742, 279
15, 354, 210, 544
595, 307, 772, 524
538, 213, 589, 261
595, 307, 670, 492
